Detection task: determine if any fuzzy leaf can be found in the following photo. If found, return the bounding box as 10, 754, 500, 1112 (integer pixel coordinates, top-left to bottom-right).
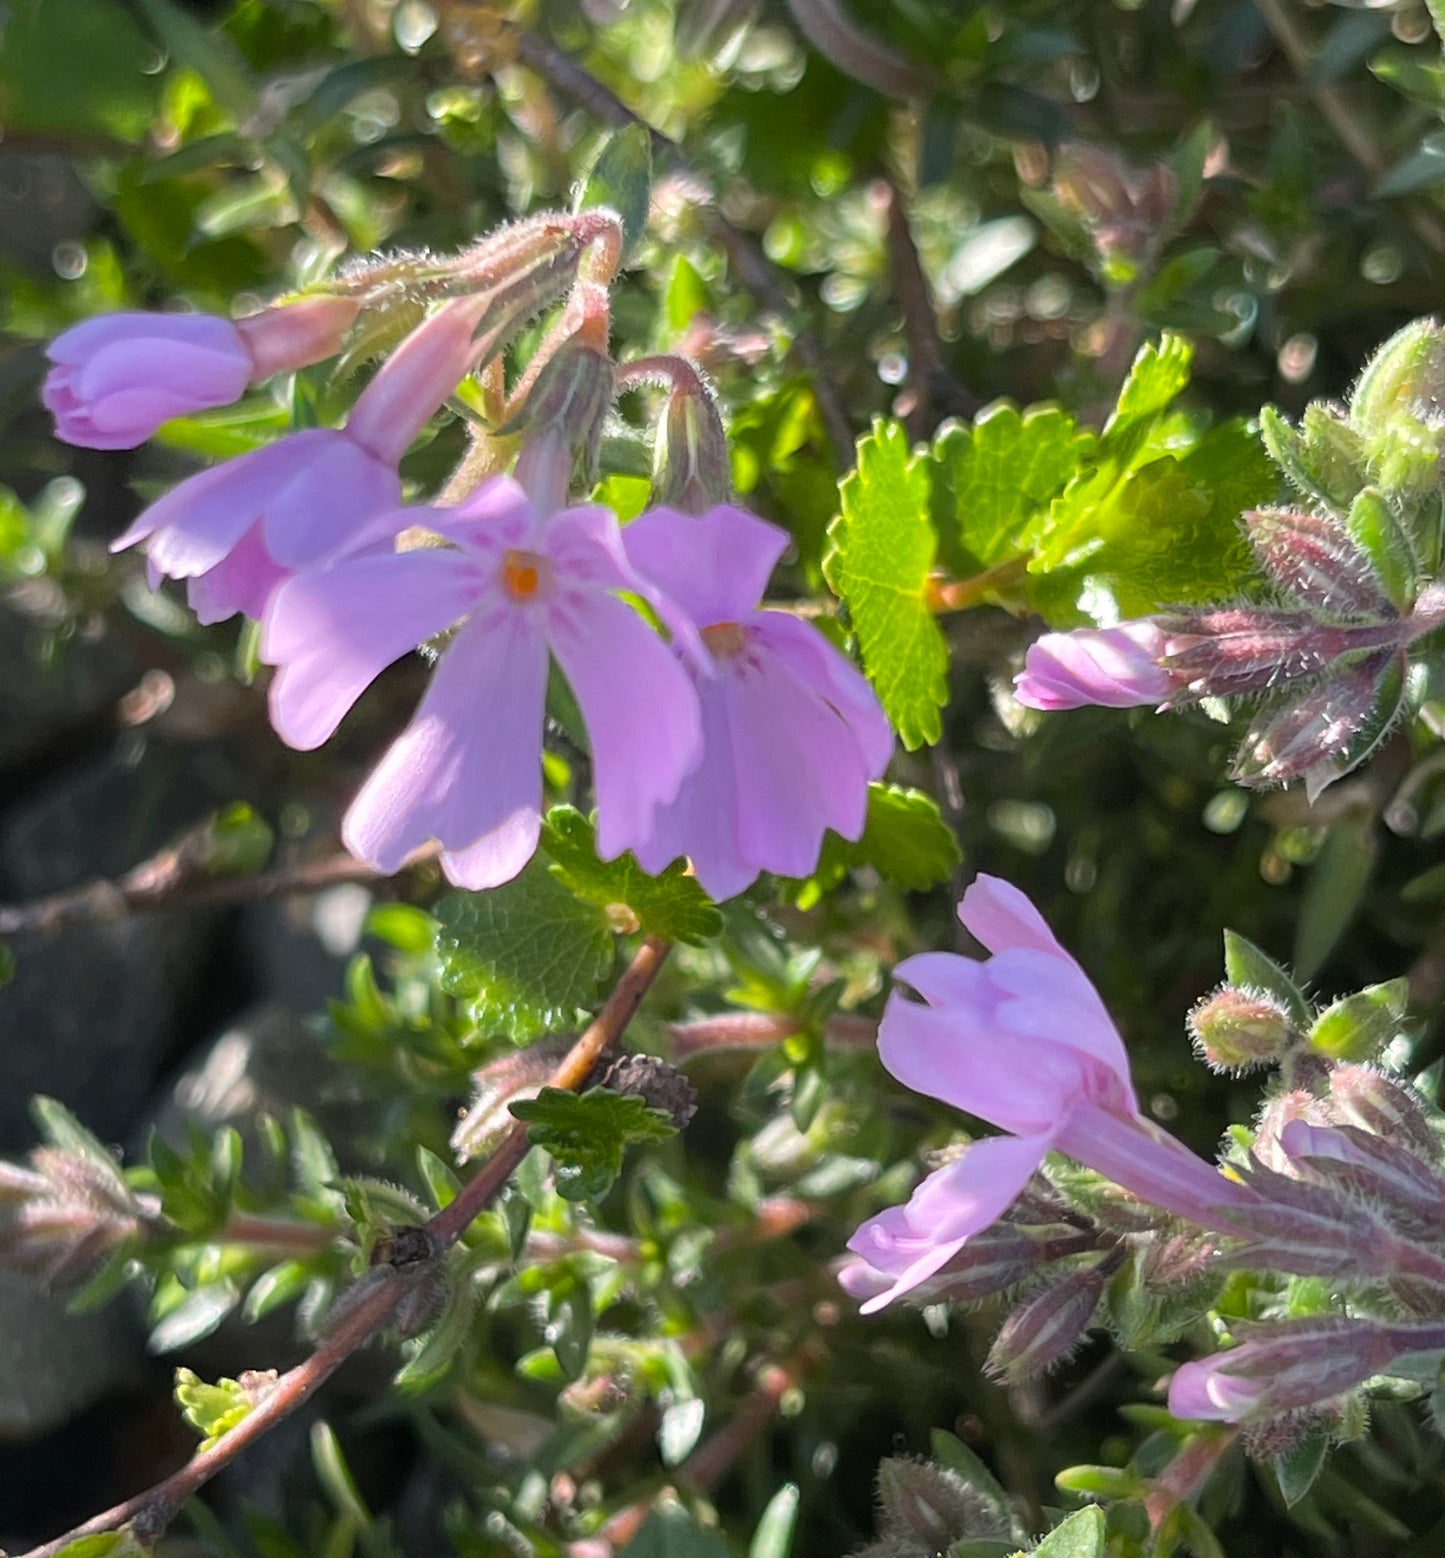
1032, 1506, 1106, 1558
512, 1086, 678, 1201
541, 806, 722, 945
1222, 930, 1311, 1026
435, 859, 615, 1043
825, 419, 947, 748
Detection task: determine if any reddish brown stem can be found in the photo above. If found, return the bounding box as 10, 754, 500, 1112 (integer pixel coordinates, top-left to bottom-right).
18, 937, 672, 1558
0, 846, 405, 942
668, 1009, 878, 1060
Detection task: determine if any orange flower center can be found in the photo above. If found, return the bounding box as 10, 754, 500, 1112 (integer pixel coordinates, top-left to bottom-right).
701, 621, 749, 658
502, 548, 546, 599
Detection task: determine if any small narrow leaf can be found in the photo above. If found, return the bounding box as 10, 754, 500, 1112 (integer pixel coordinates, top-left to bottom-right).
1222, 930, 1311, 1026
577, 122, 653, 259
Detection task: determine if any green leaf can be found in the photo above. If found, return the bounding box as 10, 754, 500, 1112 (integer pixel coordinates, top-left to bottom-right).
133, 0, 257, 120
1106, 334, 1195, 458
1308, 978, 1410, 1061
622, 1501, 731, 1558
1032, 1506, 1106, 1558
577, 122, 654, 260
1033, 419, 1271, 618
0, 0, 157, 139
825, 418, 947, 748
1222, 930, 1310, 1026
749, 1483, 800, 1558
541, 806, 722, 945
1261, 403, 1365, 511
30, 1097, 131, 1202
1344, 487, 1418, 610
511, 1086, 678, 1201
175, 1366, 258, 1451
932, 403, 1089, 568
1273, 1426, 1330, 1507
1294, 811, 1378, 982
0, 943, 13, 989
435, 858, 614, 1043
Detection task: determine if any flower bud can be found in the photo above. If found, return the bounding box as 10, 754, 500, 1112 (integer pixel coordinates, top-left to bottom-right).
873, 1456, 1010, 1550
1279, 1119, 1445, 1243
1241, 507, 1392, 617
1251, 1088, 1335, 1175
651, 364, 733, 513
1052, 143, 1176, 285
1188, 984, 1298, 1072
1329, 1065, 1436, 1157
1013, 621, 1172, 710
451, 1042, 569, 1161
985, 1254, 1113, 1382
1350, 317, 1445, 439
1168, 1315, 1419, 1422
1231, 646, 1405, 799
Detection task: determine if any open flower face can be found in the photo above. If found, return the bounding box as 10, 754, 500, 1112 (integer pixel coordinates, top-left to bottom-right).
621, 504, 892, 898
262, 476, 702, 890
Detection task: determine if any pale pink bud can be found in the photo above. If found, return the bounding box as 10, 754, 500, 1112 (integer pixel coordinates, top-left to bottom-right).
45, 298, 363, 451
1188, 985, 1298, 1072
1014, 620, 1172, 710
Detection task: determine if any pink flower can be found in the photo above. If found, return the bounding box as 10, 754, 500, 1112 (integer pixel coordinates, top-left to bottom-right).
846, 875, 1255, 1312
44, 298, 359, 451
109, 296, 489, 622
621, 505, 892, 899
261, 476, 703, 889
1168, 1317, 1412, 1422
1014, 620, 1173, 710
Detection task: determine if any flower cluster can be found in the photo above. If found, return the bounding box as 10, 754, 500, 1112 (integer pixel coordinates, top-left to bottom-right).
846, 877, 1445, 1432
42, 211, 890, 898
1014, 318, 1445, 802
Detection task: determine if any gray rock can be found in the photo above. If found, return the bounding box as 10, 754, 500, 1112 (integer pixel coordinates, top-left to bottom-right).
0, 1269, 140, 1443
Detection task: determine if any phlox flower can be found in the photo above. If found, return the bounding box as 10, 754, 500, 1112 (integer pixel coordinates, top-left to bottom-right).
108, 296, 487, 623
620, 505, 892, 899
44, 297, 360, 452
1014, 620, 1173, 710
261, 475, 702, 890
845, 875, 1256, 1312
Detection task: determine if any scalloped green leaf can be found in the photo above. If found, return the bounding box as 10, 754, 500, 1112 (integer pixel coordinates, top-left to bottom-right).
824, 418, 946, 749
933, 403, 1091, 568
541, 806, 722, 945
435, 860, 614, 1043
512, 1086, 678, 1202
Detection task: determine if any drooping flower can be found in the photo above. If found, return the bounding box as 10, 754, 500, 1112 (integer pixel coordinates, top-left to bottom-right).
261, 475, 702, 889
844, 875, 1256, 1312
1014, 620, 1173, 710
43, 297, 361, 451
621, 504, 892, 899
109, 295, 493, 623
